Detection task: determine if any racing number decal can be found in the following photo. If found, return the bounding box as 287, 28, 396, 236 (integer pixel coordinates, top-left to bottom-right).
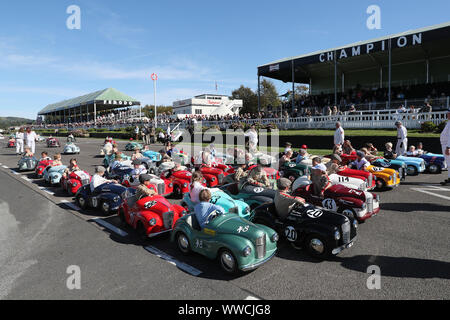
253, 187, 264, 193
237, 225, 250, 233
338, 176, 350, 183
306, 209, 323, 219
284, 226, 297, 242
322, 198, 337, 211
195, 239, 203, 249
289, 163, 296, 168
371, 167, 384, 172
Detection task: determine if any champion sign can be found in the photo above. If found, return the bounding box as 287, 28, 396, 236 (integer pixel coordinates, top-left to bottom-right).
319, 33, 423, 63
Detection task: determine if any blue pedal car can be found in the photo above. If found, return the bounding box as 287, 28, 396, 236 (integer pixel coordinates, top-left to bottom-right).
143, 150, 162, 162
420, 153, 447, 174
43, 165, 67, 185
18, 156, 39, 172
75, 182, 128, 215
396, 156, 426, 176
181, 188, 252, 221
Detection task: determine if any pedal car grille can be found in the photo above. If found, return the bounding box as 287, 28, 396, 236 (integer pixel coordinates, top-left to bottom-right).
255, 235, 266, 259
218, 173, 224, 184
163, 211, 174, 229
81, 179, 89, 186
157, 182, 165, 195
420, 162, 426, 171
393, 173, 397, 185
342, 221, 351, 244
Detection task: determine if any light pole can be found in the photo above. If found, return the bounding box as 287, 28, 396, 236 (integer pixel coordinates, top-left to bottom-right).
151, 73, 158, 128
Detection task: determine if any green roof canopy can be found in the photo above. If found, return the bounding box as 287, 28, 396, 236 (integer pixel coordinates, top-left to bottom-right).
38, 88, 140, 115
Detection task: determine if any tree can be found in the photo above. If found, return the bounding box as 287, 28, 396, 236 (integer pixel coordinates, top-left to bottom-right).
260, 79, 281, 111
143, 105, 173, 118
232, 85, 258, 114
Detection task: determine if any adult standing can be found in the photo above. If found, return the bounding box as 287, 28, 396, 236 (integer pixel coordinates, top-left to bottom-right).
334, 122, 345, 147
134, 125, 139, 141
395, 121, 408, 156
24, 127, 37, 154
244, 125, 258, 153
15, 128, 24, 155
440, 109, 450, 185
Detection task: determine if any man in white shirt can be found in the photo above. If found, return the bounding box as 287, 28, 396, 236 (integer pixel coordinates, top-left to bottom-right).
334, 122, 345, 147
15, 129, 24, 155
440, 109, 450, 185
245, 125, 258, 153
90, 166, 117, 192
25, 127, 37, 154
395, 121, 408, 156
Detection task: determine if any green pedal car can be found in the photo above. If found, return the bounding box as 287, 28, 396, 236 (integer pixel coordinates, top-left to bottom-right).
171, 212, 279, 274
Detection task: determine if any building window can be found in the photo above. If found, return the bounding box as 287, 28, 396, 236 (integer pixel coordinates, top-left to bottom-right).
195, 109, 202, 114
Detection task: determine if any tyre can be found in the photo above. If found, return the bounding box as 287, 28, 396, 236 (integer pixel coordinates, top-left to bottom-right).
176, 232, 191, 255
218, 249, 238, 274
100, 201, 110, 215
375, 178, 386, 190
428, 164, 440, 174
341, 208, 356, 220
304, 234, 331, 259
118, 208, 127, 225
136, 222, 147, 242
407, 165, 418, 176
76, 195, 87, 210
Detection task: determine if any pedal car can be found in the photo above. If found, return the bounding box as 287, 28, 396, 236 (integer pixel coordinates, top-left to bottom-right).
370, 158, 407, 180
157, 162, 193, 198
222, 182, 276, 210
336, 168, 376, 190
143, 150, 162, 162
103, 153, 132, 168
125, 140, 143, 151
419, 153, 446, 174
200, 164, 235, 187
18, 156, 39, 172
43, 165, 67, 186
281, 162, 310, 181
35, 159, 54, 178
60, 171, 91, 196
171, 212, 278, 274
182, 188, 252, 220
121, 171, 173, 197
293, 184, 380, 222
252, 202, 358, 259
63, 143, 80, 155
46, 137, 60, 148
119, 191, 187, 238
7, 139, 16, 148
292, 174, 367, 192
365, 165, 400, 189
396, 156, 426, 176
76, 182, 128, 215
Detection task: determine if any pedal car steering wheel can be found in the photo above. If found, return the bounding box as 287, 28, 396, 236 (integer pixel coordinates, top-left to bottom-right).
206, 209, 221, 224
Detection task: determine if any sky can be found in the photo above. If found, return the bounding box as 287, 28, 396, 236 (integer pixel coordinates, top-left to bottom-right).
0, 0, 449, 119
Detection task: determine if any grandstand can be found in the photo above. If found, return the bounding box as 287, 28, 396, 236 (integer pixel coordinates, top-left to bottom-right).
38, 88, 141, 125
258, 22, 450, 112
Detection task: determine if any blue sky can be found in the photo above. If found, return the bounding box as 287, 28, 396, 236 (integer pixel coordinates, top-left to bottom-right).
0, 0, 449, 119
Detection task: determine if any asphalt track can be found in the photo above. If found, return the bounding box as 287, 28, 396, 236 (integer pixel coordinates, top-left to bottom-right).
0, 137, 449, 300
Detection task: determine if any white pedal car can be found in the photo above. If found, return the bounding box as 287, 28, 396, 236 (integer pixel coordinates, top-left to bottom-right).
292, 173, 367, 192
63, 143, 80, 154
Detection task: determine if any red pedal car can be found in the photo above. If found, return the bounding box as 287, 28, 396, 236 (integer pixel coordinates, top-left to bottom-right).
200, 164, 235, 187
60, 171, 92, 196
248, 165, 280, 181
46, 137, 60, 148
293, 183, 380, 222
119, 193, 187, 239
35, 159, 54, 178
7, 139, 16, 148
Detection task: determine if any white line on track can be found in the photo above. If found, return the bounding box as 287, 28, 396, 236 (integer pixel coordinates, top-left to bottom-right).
245, 296, 260, 300
2, 165, 8, 169
21, 176, 31, 182
411, 188, 450, 201
37, 186, 55, 195
11, 170, 20, 175
144, 245, 202, 276
92, 218, 129, 237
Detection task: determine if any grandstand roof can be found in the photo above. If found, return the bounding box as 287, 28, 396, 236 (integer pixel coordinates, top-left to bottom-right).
258, 21, 450, 84
38, 88, 140, 115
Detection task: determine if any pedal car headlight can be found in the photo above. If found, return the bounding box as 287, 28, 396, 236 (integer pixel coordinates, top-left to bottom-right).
183, 183, 188, 188
361, 203, 367, 210
243, 246, 252, 257
114, 196, 120, 202
72, 182, 78, 187
149, 218, 157, 226
353, 219, 358, 229
334, 230, 341, 240
181, 210, 187, 216
169, 183, 173, 188
271, 233, 279, 242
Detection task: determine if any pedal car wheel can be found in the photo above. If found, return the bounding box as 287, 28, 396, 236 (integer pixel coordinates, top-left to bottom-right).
304, 234, 331, 259
375, 179, 386, 190
76, 195, 87, 210
118, 208, 126, 225
100, 201, 110, 215
176, 232, 191, 254
219, 249, 238, 274
407, 165, 418, 176
341, 208, 355, 220
428, 164, 440, 174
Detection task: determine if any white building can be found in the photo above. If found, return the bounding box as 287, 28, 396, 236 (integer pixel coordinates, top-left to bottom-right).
172, 94, 243, 117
